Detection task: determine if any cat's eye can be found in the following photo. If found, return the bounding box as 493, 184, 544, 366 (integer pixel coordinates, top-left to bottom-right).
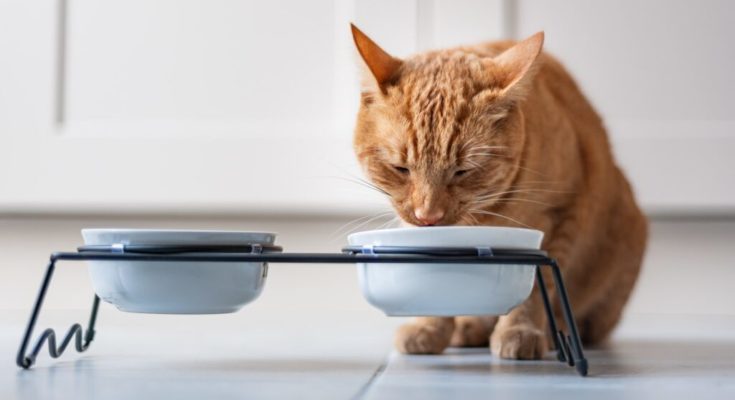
454, 169, 470, 177
393, 165, 410, 175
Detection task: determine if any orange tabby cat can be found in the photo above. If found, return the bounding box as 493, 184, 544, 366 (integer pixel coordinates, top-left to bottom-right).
350, 24, 648, 359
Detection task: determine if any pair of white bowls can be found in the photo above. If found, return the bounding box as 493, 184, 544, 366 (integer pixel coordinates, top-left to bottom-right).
82, 227, 543, 316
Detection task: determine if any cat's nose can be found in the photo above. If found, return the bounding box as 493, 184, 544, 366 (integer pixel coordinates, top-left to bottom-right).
414, 208, 445, 226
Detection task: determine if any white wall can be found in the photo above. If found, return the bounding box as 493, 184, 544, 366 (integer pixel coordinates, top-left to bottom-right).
1, 0, 733, 216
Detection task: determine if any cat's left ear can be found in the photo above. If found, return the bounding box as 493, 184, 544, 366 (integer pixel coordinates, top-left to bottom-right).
351, 23, 403, 94
490, 31, 545, 100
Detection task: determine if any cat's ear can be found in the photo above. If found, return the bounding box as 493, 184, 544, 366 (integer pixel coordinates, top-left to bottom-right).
491, 31, 545, 100
351, 23, 403, 93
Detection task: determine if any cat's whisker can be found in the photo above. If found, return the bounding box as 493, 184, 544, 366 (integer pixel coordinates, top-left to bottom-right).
488, 180, 564, 188
321, 170, 392, 198
459, 213, 480, 226
330, 176, 386, 195
329, 214, 381, 240
492, 197, 553, 207
461, 142, 506, 152
468, 145, 507, 150
482, 185, 571, 194
329, 211, 394, 240
354, 176, 390, 195
476, 184, 568, 199
465, 152, 503, 158
346, 176, 391, 197
473, 188, 569, 202
468, 208, 533, 229
375, 219, 391, 230
377, 216, 401, 230
342, 211, 397, 237
505, 180, 564, 187
515, 164, 551, 178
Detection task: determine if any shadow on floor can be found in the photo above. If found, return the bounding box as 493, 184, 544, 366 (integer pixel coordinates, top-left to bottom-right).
401, 339, 735, 378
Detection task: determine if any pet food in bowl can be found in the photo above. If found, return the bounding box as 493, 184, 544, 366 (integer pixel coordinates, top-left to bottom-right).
81, 229, 278, 314
348, 226, 544, 316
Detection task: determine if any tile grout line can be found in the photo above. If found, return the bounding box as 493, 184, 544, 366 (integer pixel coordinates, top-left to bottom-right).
350, 356, 389, 400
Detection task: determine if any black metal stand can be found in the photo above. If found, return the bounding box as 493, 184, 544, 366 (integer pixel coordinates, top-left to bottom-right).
16, 258, 100, 369
17, 246, 588, 376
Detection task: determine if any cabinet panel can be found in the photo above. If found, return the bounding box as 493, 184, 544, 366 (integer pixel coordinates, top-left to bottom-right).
66, 0, 335, 128
517, 0, 735, 212
518, 0, 735, 120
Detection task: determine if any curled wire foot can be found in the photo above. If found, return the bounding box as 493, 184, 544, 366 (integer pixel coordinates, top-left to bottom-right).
17, 256, 100, 369
19, 323, 94, 369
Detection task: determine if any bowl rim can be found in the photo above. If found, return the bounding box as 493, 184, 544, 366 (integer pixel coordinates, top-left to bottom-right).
81, 228, 278, 236
348, 225, 543, 239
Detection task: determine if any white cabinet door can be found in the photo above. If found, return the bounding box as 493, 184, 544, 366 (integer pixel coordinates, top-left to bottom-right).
0, 0, 425, 215
516, 0, 735, 214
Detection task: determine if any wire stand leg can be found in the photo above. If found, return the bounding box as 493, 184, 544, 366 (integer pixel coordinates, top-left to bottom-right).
535, 266, 567, 363
546, 260, 588, 376
16, 257, 101, 369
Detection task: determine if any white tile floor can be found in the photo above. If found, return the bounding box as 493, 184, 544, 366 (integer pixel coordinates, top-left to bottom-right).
2, 216, 735, 399
3, 311, 735, 400
1, 308, 399, 400
363, 314, 735, 400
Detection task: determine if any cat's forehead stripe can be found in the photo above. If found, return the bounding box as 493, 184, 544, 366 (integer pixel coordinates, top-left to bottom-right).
405, 66, 474, 167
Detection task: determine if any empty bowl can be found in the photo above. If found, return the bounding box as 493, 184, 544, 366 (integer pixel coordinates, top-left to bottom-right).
81, 229, 277, 314
348, 226, 544, 316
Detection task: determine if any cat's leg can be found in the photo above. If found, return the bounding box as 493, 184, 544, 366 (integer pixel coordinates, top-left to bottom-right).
395, 317, 455, 354
490, 253, 627, 359
577, 289, 627, 345
450, 316, 498, 347
576, 203, 647, 344
577, 249, 642, 345
490, 295, 549, 359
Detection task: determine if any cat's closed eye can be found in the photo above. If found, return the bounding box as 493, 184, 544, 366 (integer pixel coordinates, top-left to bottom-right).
393, 165, 410, 175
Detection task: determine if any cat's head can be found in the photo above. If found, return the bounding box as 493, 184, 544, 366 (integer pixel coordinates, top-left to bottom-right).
351, 24, 544, 226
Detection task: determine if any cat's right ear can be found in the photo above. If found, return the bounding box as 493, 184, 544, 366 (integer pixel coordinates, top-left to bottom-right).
489, 31, 545, 102
351, 23, 403, 94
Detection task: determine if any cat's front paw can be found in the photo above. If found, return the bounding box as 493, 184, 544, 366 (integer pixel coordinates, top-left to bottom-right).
491, 324, 547, 360
395, 323, 452, 355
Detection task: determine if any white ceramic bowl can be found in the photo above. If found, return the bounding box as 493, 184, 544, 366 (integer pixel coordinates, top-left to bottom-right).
348, 226, 544, 316
81, 229, 277, 314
